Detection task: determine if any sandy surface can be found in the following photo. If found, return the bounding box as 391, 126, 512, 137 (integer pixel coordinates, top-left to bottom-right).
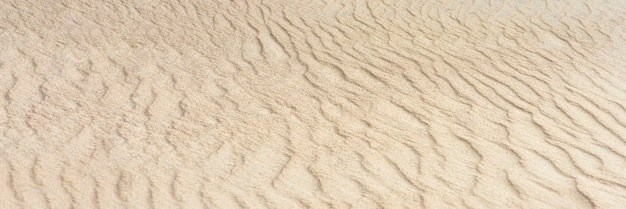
1, 0, 626, 208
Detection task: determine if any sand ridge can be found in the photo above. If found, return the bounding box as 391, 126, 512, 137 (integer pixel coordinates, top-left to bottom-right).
1, 0, 626, 208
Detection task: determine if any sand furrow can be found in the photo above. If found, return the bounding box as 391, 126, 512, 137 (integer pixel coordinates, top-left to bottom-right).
2, 0, 626, 208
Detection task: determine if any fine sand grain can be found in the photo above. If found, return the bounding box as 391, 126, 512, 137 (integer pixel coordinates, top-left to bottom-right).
1, 0, 626, 208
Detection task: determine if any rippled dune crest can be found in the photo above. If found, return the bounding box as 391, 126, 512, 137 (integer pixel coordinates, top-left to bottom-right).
1, 0, 626, 208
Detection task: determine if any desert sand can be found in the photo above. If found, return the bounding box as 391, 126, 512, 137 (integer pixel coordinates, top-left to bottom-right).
1, 0, 626, 208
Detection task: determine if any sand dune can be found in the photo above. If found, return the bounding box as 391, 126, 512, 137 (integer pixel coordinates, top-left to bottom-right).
1, 0, 626, 208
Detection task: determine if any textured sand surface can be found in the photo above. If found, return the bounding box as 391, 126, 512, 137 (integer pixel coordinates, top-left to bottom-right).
1, 0, 626, 208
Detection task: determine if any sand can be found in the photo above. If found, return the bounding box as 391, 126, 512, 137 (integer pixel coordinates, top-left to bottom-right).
1, 0, 626, 208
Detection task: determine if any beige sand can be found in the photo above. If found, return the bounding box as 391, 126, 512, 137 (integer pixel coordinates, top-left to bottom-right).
1, 0, 626, 208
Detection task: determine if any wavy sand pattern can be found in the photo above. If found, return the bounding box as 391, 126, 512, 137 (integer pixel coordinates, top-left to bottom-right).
1, 0, 626, 208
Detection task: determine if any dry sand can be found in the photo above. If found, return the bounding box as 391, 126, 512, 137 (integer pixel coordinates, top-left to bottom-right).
1, 0, 626, 208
